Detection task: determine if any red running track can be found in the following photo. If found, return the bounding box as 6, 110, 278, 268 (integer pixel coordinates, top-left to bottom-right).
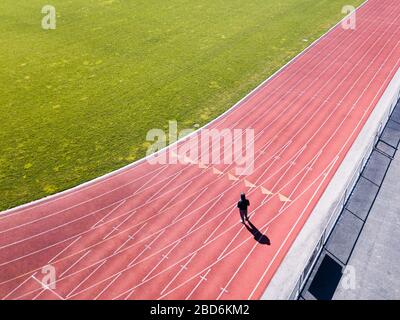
1, 0, 400, 300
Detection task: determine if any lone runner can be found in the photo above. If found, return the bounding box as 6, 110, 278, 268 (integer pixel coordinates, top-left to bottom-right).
237, 193, 250, 224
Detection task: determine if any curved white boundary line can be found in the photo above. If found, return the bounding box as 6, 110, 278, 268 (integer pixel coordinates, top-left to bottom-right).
0, 0, 369, 216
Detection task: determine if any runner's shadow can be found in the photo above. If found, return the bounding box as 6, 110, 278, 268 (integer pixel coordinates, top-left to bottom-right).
245, 221, 271, 245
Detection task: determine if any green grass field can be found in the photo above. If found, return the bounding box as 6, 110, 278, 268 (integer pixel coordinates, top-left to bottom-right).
0, 0, 363, 211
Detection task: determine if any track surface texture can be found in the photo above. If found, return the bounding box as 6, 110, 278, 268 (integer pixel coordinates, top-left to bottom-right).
1, 0, 400, 300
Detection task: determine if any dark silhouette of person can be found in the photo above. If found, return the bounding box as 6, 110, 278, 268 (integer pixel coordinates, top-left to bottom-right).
237, 193, 250, 224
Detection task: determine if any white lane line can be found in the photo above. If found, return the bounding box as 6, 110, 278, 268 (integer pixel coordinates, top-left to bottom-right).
14, 142, 318, 288
217, 148, 320, 261
0, 165, 165, 224
0, 6, 378, 260
102, 211, 137, 240
258, 145, 307, 206
203, 147, 315, 249
161, 48, 400, 301
88, 159, 340, 299
31, 275, 65, 300
98, 12, 364, 213
130, 165, 169, 197
60, 250, 92, 278
158, 181, 192, 213
158, 158, 338, 300
0, 166, 208, 246
142, 240, 182, 282
247, 158, 339, 299
91, 200, 126, 229
0, 1, 374, 230
48, 236, 82, 264
185, 269, 211, 300
217, 226, 270, 300
66, 260, 107, 299
127, 230, 166, 267
1, 273, 37, 300
262, 145, 309, 199
113, 223, 148, 254
261, 146, 314, 200
145, 171, 182, 204
253, 141, 294, 186
141, 14, 360, 202
124, 289, 135, 300
0, 0, 392, 290
172, 188, 208, 223
10, 156, 340, 300
279, 150, 323, 212
202, 141, 294, 244
0, 3, 384, 302
220, 29, 400, 298
0, 20, 381, 247
186, 194, 223, 234
0, 148, 344, 289
55, 1, 396, 300
160, 253, 197, 296
1, 0, 372, 221
94, 273, 122, 300
31, 288, 46, 300
275, 12, 400, 153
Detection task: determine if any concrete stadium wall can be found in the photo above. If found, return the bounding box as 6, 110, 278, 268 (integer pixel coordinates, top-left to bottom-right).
262, 67, 400, 300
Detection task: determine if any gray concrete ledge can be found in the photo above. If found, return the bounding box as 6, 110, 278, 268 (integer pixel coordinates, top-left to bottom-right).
299, 99, 400, 300
262, 67, 400, 300
333, 149, 400, 299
